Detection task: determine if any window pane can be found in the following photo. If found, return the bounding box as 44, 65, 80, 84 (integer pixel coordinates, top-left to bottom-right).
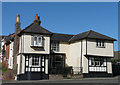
38, 37, 42, 46
96, 41, 98, 46
99, 41, 101, 46
34, 37, 37, 45
102, 41, 104, 47
51, 42, 59, 51
89, 57, 107, 72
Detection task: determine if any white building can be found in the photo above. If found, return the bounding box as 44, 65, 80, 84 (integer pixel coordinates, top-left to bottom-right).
8, 14, 117, 80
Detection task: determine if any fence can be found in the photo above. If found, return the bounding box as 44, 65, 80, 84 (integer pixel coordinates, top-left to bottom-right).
49, 67, 73, 75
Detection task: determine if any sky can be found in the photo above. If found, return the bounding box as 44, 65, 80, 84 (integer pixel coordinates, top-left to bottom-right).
2, 2, 118, 51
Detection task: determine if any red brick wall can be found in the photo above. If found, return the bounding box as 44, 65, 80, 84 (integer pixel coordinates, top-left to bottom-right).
5, 44, 10, 68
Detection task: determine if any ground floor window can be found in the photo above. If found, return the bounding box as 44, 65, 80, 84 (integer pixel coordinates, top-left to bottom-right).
89, 57, 107, 72
49, 54, 65, 74
25, 55, 45, 72
31, 56, 41, 67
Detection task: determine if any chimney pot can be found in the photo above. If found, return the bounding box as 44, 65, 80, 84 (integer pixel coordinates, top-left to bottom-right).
33, 14, 41, 25
38, 16, 40, 20
16, 14, 20, 22
35, 14, 38, 20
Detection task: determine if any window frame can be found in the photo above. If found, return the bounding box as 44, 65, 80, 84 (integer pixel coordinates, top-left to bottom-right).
31, 35, 44, 47
49, 54, 65, 74
96, 40, 105, 48
51, 41, 59, 52
29, 56, 41, 67
89, 57, 107, 72
89, 57, 107, 67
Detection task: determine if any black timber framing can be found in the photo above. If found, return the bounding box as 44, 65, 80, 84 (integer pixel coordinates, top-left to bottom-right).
17, 54, 49, 80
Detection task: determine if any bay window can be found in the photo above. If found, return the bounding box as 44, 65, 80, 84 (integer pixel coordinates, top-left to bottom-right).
89, 57, 107, 72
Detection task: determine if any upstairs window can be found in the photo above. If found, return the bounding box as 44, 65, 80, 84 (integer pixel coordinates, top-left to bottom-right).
51, 42, 59, 52
96, 40, 105, 48
31, 35, 44, 47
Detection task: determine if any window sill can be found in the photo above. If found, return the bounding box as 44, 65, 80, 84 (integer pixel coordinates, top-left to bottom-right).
30, 45, 43, 48
51, 50, 59, 52
31, 66, 41, 67
96, 46, 105, 48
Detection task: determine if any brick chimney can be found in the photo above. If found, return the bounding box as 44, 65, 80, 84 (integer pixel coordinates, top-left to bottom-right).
13, 14, 21, 75
33, 14, 41, 25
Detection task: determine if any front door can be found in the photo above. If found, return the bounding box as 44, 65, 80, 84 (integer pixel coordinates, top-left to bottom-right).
25, 55, 45, 80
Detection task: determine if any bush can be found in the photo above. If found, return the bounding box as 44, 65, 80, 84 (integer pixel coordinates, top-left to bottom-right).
63, 66, 73, 77
112, 59, 120, 64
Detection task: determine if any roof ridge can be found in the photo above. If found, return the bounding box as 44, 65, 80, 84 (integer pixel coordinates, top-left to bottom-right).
68, 35, 76, 42
18, 22, 52, 35
36, 24, 52, 33
69, 30, 91, 42
86, 30, 92, 37
90, 30, 116, 40
53, 33, 74, 36
20, 23, 34, 33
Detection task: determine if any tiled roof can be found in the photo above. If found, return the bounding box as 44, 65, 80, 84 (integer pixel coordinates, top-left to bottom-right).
51, 33, 74, 42
19, 23, 52, 35
18, 22, 117, 42
69, 30, 117, 42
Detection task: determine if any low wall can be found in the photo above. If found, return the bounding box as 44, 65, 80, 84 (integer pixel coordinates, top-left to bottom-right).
49, 74, 83, 80
49, 74, 63, 80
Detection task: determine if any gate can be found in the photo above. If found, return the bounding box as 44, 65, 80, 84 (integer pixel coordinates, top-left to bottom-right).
112, 64, 120, 77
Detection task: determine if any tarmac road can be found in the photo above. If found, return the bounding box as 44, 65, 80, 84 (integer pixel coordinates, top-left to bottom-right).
1, 76, 120, 85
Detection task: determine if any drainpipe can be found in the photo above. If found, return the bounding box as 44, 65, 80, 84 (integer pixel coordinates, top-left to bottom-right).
20, 34, 23, 75
80, 40, 83, 74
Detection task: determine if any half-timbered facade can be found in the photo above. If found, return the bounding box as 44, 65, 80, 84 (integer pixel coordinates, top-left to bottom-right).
6, 14, 116, 80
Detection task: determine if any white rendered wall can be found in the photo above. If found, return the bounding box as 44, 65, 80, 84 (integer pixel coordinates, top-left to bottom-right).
17, 54, 25, 74
107, 58, 112, 73
8, 41, 14, 69
45, 59, 48, 74
19, 34, 50, 54
68, 41, 81, 74
82, 39, 88, 73
87, 39, 114, 57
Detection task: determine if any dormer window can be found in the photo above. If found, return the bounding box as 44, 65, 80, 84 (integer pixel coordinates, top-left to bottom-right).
31, 35, 44, 47
96, 40, 105, 48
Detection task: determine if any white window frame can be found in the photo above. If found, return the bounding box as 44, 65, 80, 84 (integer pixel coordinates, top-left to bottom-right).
29, 56, 41, 67
51, 42, 59, 52
96, 40, 105, 48
89, 57, 107, 72
31, 35, 44, 47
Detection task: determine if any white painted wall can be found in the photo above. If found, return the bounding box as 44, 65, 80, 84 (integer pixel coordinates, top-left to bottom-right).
17, 55, 20, 74
107, 58, 112, 73
53, 42, 69, 54
8, 41, 14, 69
0, 39, 5, 62
17, 54, 25, 74
45, 59, 48, 74
87, 39, 114, 57
82, 39, 88, 73
67, 41, 81, 74
19, 34, 50, 54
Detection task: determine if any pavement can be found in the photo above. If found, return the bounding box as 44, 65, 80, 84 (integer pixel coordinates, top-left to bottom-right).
1, 76, 120, 85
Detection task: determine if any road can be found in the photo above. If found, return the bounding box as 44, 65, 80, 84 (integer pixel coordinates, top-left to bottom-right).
1, 76, 120, 85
